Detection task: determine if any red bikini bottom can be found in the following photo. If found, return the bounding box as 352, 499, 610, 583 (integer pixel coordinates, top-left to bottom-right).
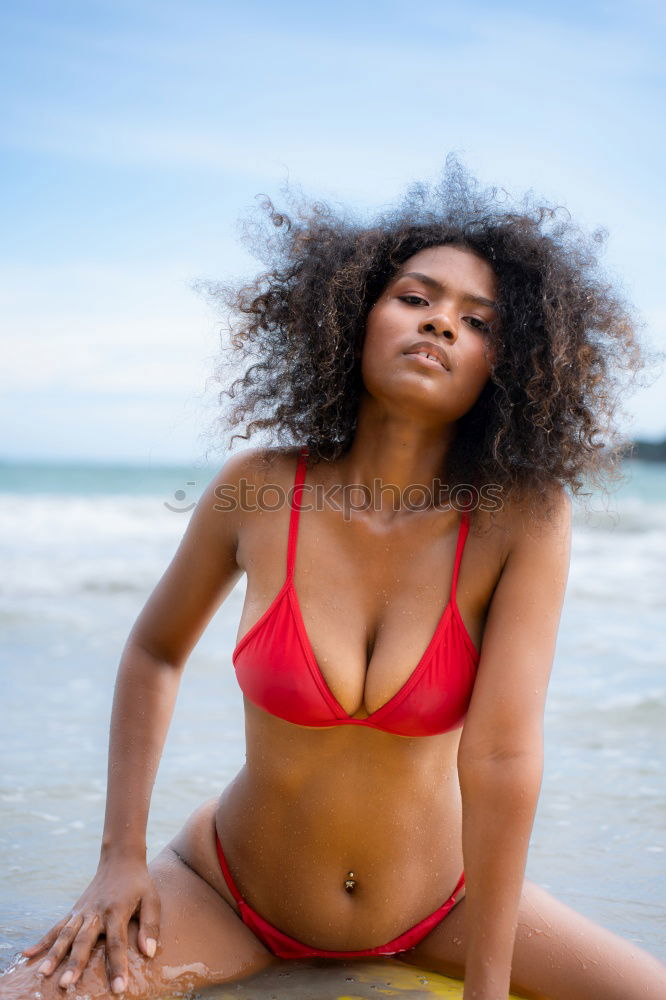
215, 832, 465, 959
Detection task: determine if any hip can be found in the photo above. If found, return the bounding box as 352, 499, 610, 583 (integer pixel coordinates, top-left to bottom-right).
167, 784, 465, 951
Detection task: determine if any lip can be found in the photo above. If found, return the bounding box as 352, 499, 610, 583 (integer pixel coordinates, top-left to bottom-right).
402, 341, 451, 371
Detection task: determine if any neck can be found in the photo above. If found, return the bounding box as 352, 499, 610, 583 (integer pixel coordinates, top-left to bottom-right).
334, 398, 456, 517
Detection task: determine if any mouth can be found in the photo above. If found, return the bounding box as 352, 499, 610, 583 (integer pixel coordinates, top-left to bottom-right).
402, 342, 450, 371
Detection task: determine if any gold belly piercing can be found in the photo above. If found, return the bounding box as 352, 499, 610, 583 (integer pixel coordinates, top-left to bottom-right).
344, 871, 357, 893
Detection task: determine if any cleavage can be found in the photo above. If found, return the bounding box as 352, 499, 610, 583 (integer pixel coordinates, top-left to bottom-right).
292, 526, 457, 718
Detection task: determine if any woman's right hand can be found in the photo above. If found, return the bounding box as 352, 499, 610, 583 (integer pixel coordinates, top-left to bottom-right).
22, 854, 161, 994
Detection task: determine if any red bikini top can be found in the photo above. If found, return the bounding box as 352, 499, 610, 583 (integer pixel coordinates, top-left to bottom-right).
232, 447, 480, 737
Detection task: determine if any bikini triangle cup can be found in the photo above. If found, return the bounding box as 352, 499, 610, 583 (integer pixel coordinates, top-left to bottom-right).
233, 446, 479, 737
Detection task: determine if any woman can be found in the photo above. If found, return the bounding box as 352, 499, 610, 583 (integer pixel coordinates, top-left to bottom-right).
4, 159, 665, 1000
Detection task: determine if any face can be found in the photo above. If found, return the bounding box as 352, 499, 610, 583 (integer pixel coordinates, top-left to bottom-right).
359, 245, 499, 424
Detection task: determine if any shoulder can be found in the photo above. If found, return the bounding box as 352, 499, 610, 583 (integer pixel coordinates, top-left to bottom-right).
466, 483, 571, 593
508, 482, 572, 555
205, 445, 304, 531
474, 482, 572, 570
211, 444, 302, 491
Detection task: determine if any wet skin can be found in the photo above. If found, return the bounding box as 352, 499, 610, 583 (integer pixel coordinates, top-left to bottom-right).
201, 246, 502, 944
208, 473, 492, 948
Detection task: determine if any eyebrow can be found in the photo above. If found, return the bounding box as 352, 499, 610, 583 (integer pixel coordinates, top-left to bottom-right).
394, 271, 498, 311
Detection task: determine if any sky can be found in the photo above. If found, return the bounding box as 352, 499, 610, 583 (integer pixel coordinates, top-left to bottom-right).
1, 0, 664, 464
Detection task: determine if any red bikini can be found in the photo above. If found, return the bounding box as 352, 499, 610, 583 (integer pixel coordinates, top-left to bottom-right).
215, 834, 466, 959
216, 446, 479, 958
232, 446, 479, 737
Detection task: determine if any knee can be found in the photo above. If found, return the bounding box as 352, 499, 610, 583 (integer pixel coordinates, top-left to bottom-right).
0, 950, 107, 1000
0, 922, 156, 1000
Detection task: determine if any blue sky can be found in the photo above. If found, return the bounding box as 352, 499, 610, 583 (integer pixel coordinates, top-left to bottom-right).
1, 0, 664, 463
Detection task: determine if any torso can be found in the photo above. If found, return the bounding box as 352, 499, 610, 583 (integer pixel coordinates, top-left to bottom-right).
174, 447, 508, 949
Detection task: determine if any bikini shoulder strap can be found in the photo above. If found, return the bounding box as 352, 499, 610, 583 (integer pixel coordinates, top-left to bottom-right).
450, 510, 470, 607
286, 446, 309, 579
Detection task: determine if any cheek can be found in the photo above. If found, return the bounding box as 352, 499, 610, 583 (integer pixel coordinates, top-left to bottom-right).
358, 318, 389, 374
470, 338, 495, 379
455, 345, 493, 407
483, 339, 497, 370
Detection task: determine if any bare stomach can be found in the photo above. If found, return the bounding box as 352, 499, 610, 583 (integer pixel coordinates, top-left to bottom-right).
170, 706, 466, 951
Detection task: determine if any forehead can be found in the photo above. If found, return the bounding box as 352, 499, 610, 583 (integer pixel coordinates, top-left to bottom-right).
393, 245, 497, 294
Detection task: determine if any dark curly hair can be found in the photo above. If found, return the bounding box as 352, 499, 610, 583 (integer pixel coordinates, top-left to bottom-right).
201, 154, 648, 520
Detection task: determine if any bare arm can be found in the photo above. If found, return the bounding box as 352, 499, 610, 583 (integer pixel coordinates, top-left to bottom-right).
99, 448, 249, 860
24, 448, 259, 993
457, 489, 572, 1000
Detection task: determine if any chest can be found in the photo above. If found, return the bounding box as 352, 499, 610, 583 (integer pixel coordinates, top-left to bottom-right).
236, 506, 491, 719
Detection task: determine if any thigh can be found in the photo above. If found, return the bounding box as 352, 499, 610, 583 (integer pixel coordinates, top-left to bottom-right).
1, 846, 273, 1000
399, 878, 666, 1000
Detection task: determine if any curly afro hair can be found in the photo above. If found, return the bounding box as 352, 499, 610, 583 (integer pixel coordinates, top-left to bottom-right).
201, 154, 647, 521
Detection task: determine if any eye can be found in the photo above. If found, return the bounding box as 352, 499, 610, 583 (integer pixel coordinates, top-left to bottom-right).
466, 316, 491, 332
399, 295, 428, 306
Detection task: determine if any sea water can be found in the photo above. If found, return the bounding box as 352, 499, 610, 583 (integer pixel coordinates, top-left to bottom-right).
1, 458, 664, 972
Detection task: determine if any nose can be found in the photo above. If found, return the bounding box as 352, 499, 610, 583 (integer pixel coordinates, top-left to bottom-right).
418, 311, 457, 343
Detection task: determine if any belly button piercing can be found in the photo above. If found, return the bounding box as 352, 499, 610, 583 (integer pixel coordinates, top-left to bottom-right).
344, 872, 357, 893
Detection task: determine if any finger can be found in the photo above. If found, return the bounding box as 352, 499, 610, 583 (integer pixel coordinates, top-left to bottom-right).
55, 914, 101, 988
105, 916, 130, 995
137, 889, 161, 958
22, 916, 69, 958
36, 914, 84, 977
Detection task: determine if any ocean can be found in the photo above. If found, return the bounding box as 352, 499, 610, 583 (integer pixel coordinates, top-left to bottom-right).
1, 457, 664, 978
